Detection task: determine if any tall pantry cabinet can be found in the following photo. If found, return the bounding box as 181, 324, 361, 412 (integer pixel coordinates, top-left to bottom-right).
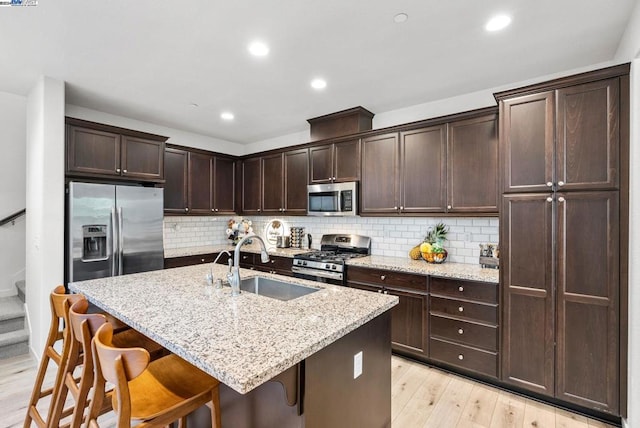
496, 64, 629, 416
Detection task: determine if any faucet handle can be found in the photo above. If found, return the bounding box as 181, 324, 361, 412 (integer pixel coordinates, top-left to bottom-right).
228, 258, 233, 272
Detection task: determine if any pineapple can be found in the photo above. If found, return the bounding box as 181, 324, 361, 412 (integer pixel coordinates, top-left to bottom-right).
425, 222, 449, 246
409, 245, 421, 260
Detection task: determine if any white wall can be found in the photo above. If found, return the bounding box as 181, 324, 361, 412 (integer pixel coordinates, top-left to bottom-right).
65, 104, 245, 157
0, 91, 26, 297
25, 77, 65, 358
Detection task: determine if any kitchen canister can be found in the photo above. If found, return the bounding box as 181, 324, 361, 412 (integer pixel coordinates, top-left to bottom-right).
290, 227, 304, 248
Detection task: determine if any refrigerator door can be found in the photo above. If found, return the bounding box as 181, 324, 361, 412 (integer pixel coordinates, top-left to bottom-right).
115, 185, 164, 275
68, 182, 116, 282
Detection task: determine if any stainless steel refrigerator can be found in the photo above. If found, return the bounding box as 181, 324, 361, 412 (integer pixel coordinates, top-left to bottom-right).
67, 181, 164, 282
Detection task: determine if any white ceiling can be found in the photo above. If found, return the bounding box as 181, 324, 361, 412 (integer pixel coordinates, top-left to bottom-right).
0, 1, 636, 144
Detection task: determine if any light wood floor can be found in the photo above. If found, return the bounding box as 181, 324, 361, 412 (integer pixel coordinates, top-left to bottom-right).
0, 353, 617, 428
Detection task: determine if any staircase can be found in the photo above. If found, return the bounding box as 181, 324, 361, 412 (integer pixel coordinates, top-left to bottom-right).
0, 280, 29, 359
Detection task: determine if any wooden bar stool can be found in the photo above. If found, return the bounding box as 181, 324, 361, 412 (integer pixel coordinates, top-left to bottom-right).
49, 298, 166, 428
89, 322, 221, 428
23, 286, 84, 428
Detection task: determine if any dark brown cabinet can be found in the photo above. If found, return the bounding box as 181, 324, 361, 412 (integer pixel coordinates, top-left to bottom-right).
360, 110, 498, 215
66, 119, 166, 182
242, 149, 308, 215
164, 253, 216, 269
254, 254, 294, 276
447, 114, 499, 212
501, 79, 619, 193
429, 277, 499, 379
309, 139, 360, 183
347, 266, 428, 359
497, 66, 628, 416
164, 145, 236, 215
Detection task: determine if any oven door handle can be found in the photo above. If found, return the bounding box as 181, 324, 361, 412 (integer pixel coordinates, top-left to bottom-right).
292, 266, 344, 281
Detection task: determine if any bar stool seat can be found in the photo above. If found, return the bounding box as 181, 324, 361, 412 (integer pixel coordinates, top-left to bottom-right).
91, 322, 221, 428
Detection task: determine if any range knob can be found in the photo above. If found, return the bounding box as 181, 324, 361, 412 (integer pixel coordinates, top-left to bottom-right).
331, 265, 337, 270
302, 261, 307, 266
325, 264, 330, 269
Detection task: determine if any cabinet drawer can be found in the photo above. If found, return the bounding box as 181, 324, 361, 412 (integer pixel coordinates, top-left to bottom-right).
430, 277, 497, 303
430, 315, 497, 351
347, 266, 427, 293
430, 338, 498, 378
238, 252, 254, 269
255, 255, 292, 272
164, 254, 215, 269
430, 296, 497, 324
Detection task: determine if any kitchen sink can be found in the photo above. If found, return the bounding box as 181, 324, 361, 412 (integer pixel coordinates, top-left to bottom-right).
239, 276, 320, 301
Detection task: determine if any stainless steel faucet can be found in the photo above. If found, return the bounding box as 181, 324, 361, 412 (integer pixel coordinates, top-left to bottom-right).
227, 234, 270, 296
207, 250, 232, 285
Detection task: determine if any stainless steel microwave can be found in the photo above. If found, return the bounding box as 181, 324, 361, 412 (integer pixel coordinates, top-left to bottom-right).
307, 182, 357, 216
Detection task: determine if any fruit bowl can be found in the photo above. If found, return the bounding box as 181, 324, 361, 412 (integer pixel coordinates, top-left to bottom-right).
421, 250, 447, 264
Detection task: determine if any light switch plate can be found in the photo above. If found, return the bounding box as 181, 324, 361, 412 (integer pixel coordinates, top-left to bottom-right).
354, 351, 363, 379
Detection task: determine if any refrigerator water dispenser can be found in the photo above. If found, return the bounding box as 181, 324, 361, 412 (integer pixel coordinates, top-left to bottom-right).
82, 225, 107, 261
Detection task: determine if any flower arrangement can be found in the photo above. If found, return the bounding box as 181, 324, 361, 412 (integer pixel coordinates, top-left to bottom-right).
226, 218, 253, 245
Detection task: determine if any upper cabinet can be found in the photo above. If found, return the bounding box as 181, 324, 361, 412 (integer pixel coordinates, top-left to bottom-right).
360, 110, 498, 215
500, 78, 620, 193
241, 148, 308, 215
309, 139, 361, 183
65, 118, 166, 183
164, 144, 236, 215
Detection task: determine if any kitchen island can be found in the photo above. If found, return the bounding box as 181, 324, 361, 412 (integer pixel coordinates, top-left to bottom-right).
69, 263, 398, 427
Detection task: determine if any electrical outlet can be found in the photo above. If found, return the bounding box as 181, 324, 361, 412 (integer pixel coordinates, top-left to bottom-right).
354, 351, 363, 379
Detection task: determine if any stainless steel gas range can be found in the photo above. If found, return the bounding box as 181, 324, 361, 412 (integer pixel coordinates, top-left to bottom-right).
292, 234, 371, 285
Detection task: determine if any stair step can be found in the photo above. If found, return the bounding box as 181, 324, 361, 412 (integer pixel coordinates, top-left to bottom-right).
0, 296, 26, 335
0, 329, 29, 359
16, 280, 25, 303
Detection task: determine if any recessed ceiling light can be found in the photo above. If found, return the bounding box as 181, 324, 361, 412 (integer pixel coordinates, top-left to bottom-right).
310, 78, 327, 90
220, 112, 235, 121
248, 41, 269, 57
485, 14, 511, 32
394, 13, 408, 23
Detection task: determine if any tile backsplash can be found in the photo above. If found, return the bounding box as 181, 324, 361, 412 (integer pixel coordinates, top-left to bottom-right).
163, 216, 499, 265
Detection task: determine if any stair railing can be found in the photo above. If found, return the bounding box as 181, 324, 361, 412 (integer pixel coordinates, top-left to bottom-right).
0, 208, 26, 227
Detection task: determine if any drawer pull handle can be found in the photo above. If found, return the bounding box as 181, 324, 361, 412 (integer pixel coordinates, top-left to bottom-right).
458, 354, 464, 361
458, 328, 464, 335
380, 275, 386, 281
458, 286, 464, 292
458, 306, 464, 312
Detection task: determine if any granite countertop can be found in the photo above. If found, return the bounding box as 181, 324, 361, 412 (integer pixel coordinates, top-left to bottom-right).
346, 255, 500, 284
164, 243, 310, 259
69, 264, 397, 394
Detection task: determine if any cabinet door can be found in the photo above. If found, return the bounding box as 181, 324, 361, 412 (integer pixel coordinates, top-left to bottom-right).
284, 149, 309, 214
361, 133, 399, 213
399, 126, 446, 213
387, 287, 428, 359
333, 139, 361, 182
555, 191, 619, 413
501, 193, 555, 396
556, 79, 619, 191
242, 157, 262, 214
309, 145, 333, 184
501, 92, 554, 193
164, 148, 188, 214
213, 156, 236, 214
121, 136, 164, 180
448, 114, 499, 212
66, 125, 121, 177
188, 152, 213, 214
261, 153, 284, 214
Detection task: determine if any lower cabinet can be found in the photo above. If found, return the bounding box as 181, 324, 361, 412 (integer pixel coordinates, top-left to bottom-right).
253, 254, 294, 276
164, 254, 216, 269
346, 266, 428, 360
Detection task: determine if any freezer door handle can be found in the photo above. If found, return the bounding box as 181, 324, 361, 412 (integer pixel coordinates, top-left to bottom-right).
111, 207, 118, 276
118, 207, 124, 275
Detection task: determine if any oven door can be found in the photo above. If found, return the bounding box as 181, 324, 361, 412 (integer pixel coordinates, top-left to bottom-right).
292, 265, 345, 286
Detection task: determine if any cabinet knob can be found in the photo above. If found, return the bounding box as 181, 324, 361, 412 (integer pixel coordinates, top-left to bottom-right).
458, 286, 464, 292
123, 169, 127, 173
211, 209, 215, 212
400, 206, 404, 210
116, 168, 121, 173
458, 328, 464, 335
383, 290, 388, 294
458, 306, 464, 312
201, 258, 205, 263
216, 209, 219, 212
547, 197, 553, 202
332, 177, 336, 180
546, 181, 553, 187
185, 207, 189, 212
242, 255, 248, 260
257, 209, 261, 212
377, 290, 382, 293
393, 206, 398, 210
558, 181, 565, 187
447, 205, 452, 210
271, 260, 276, 264
380, 275, 386, 281
558, 197, 566, 203
458, 354, 464, 361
